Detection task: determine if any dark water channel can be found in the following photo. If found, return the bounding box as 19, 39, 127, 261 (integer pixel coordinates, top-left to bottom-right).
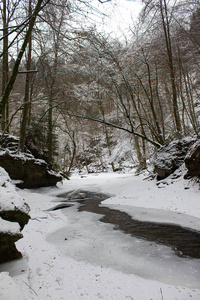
56, 190, 200, 259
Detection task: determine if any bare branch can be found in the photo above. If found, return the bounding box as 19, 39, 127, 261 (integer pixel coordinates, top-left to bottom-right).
67, 113, 161, 148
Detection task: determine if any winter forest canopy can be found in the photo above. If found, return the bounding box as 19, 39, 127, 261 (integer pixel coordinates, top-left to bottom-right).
0, 0, 200, 175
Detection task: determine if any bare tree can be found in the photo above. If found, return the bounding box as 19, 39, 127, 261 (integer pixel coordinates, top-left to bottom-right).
0, 0, 22, 131
19, 0, 32, 152
0, 0, 50, 120
141, 0, 182, 134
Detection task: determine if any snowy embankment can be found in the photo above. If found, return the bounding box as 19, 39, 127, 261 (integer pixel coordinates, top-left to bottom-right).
0, 167, 29, 299
0, 167, 29, 215
0, 169, 200, 300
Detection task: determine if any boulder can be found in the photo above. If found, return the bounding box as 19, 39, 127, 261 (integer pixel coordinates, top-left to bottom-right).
0, 167, 30, 263
0, 150, 62, 188
0, 134, 20, 151
184, 139, 200, 179
154, 137, 197, 180
0, 209, 30, 230
0, 134, 62, 188
0, 229, 23, 263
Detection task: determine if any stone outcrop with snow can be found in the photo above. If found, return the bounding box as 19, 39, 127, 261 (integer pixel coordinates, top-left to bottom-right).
0, 134, 62, 188
184, 139, 200, 179
0, 167, 30, 263
154, 137, 197, 180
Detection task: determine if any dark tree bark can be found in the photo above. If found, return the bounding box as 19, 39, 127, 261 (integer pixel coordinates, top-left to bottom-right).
159, 0, 182, 134
19, 0, 32, 152
0, 0, 46, 117
1, 0, 9, 131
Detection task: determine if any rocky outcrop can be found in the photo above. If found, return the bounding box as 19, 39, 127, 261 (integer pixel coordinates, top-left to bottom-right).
0, 167, 30, 263
0, 134, 62, 189
184, 139, 200, 179
0, 150, 62, 188
0, 209, 30, 230
0, 135, 24, 152
154, 137, 197, 180
0, 227, 23, 263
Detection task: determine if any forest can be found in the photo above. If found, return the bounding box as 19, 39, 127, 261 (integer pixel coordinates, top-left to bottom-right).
1, 2, 200, 298
0, 0, 200, 175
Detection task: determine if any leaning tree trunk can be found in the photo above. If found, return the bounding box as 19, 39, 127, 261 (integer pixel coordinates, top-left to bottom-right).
19, 0, 32, 152
1, 0, 9, 131
0, 0, 45, 117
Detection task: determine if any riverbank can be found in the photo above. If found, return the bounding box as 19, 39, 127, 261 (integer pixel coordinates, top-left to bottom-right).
0, 171, 200, 299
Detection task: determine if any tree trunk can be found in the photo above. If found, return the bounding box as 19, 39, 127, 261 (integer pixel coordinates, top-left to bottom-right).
19, 0, 32, 152
0, 0, 45, 116
159, 0, 182, 134
1, 0, 9, 131
47, 50, 58, 163
104, 125, 115, 172
47, 95, 53, 163
66, 132, 76, 176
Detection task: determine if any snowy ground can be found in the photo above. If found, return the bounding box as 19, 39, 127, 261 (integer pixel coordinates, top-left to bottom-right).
0, 170, 200, 300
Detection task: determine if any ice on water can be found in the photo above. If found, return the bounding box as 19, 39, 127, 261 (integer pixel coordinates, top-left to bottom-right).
47, 204, 200, 289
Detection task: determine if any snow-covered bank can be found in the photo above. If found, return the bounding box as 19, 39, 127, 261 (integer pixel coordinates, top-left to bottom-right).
0, 167, 29, 215
53, 171, 200, 230
0, 172, 200, 299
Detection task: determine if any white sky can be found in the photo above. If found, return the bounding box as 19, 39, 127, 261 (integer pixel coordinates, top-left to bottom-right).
81, 0, 143, 38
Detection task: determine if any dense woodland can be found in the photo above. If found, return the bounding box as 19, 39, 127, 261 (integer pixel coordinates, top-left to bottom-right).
0, 0, 200, 175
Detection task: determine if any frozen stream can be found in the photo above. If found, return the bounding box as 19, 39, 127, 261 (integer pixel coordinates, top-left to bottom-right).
47, 190, 200, 289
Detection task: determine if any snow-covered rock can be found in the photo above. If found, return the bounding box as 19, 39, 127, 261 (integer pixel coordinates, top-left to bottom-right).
0, 149, 62, 188
0, 167, 29, 263
0, 167, 29, 215
0, 134, 62, 188
0, 217, 21, 235
185, 139, 200, 179
154, 137, 197, 180
0, 223, 23, 263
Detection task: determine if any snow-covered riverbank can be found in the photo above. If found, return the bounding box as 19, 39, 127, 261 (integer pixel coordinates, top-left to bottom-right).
0, 171, 200, 299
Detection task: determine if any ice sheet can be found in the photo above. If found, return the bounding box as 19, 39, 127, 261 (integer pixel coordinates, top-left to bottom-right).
47, 205, 200, 289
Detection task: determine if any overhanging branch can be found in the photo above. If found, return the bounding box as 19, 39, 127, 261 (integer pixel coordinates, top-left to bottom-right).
67, 113, 161, 148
